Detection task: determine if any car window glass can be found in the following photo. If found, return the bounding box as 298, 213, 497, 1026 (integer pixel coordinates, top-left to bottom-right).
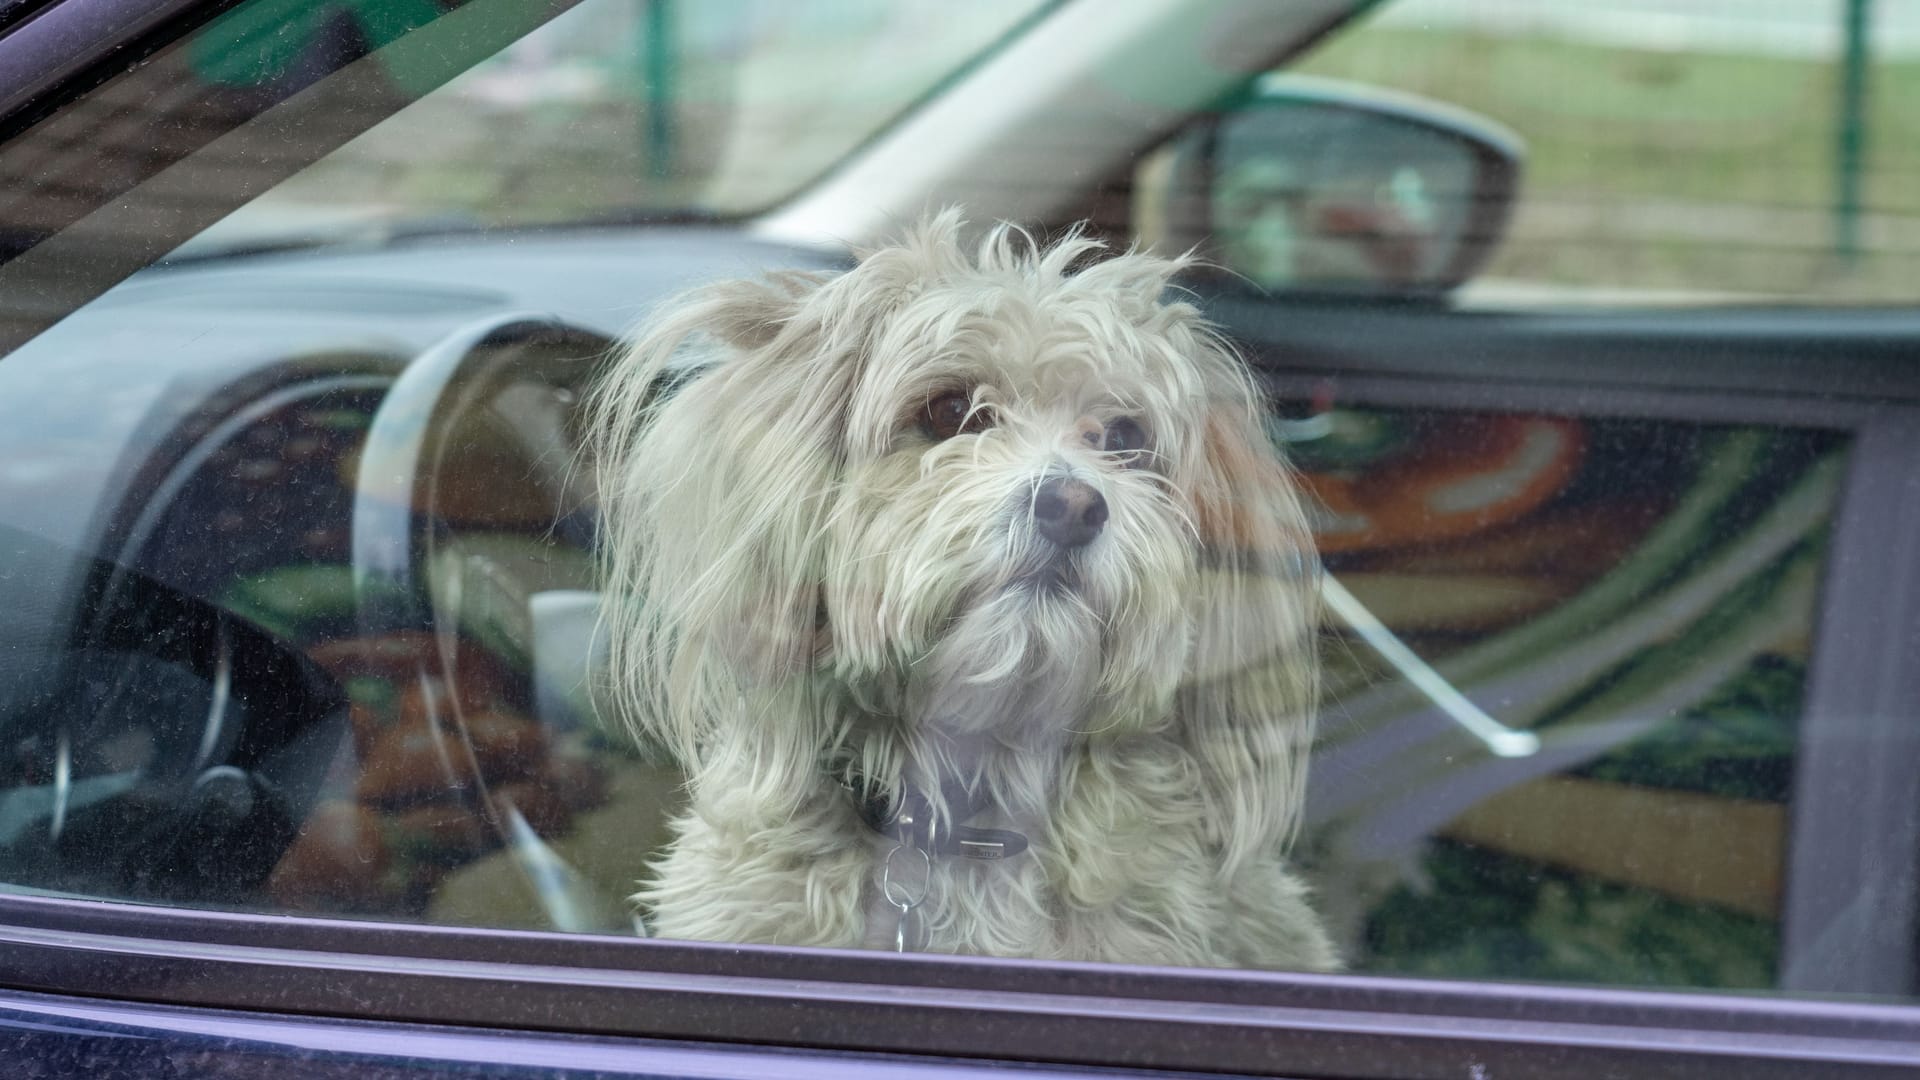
1286, 408, 1843, 988
0, 0, 1895, 1010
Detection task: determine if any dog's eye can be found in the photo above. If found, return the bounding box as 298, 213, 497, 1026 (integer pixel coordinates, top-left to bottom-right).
1101, 416, 1149, 457
923, 390, 986, 440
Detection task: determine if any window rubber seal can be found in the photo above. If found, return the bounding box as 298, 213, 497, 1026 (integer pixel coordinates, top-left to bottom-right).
0, 891, 1916, 1078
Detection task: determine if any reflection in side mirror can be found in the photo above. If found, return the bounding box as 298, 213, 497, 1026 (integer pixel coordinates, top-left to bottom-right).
1147, 74, 1523, 297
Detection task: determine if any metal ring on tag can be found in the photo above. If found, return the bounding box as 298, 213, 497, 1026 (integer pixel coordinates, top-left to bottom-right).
881, 842, 930, 910
894, 906, 929, 953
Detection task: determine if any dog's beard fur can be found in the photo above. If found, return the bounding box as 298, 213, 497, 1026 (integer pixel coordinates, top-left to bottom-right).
588, 211, 1335, 969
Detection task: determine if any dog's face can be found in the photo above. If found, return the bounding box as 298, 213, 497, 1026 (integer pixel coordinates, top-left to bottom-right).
594, 215, 1318, 846
823, 256, 1224, 734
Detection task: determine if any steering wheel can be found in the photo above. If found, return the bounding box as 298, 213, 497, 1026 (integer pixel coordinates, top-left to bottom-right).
343, 314, 624, 928
0, 524, 349, 904
352, 315, 616, 640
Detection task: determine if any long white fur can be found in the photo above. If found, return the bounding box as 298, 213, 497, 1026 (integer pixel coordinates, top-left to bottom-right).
588, 211, 1336, 969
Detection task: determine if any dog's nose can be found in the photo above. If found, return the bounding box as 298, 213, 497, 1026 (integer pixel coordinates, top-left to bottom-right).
1032, 477, 1107, 548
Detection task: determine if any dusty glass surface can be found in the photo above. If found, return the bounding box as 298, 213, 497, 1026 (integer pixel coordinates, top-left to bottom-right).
1293, 411, 1843, 986
0, 0, 1895, 997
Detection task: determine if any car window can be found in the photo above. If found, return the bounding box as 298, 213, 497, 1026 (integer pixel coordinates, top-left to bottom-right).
0, 0, 1908, 1030
1292, 409, 1841, 989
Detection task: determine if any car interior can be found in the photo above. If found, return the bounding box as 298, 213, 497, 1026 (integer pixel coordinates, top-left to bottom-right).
0, 3, 1915, 1071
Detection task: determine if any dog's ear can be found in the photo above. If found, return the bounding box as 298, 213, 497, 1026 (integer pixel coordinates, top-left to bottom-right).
590, 236, 958, 766
589, 270, 861, 766
1176, 395, 1321, 875
698, 271, 821, 352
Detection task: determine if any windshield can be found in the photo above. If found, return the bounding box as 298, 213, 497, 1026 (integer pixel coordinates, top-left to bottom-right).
183, 0, 1058, 256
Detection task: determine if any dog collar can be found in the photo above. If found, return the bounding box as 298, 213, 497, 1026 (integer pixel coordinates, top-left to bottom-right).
847, 775, 1029, 861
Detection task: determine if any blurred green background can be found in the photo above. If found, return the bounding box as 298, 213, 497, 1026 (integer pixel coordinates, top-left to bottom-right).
1298, 0, 1919, 303
217, 0, 1920, 304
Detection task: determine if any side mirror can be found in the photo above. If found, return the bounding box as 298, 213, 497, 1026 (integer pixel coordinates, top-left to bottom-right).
1150, 74, 1523, 297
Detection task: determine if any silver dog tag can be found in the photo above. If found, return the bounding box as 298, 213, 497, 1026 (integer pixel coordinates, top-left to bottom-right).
881, 842, 931, 953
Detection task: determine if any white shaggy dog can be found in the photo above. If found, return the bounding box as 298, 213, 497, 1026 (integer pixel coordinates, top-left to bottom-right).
589, 213, 1336, 970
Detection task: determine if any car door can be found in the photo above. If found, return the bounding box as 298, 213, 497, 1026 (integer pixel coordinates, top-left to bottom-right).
0, 1, 1919, 1078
